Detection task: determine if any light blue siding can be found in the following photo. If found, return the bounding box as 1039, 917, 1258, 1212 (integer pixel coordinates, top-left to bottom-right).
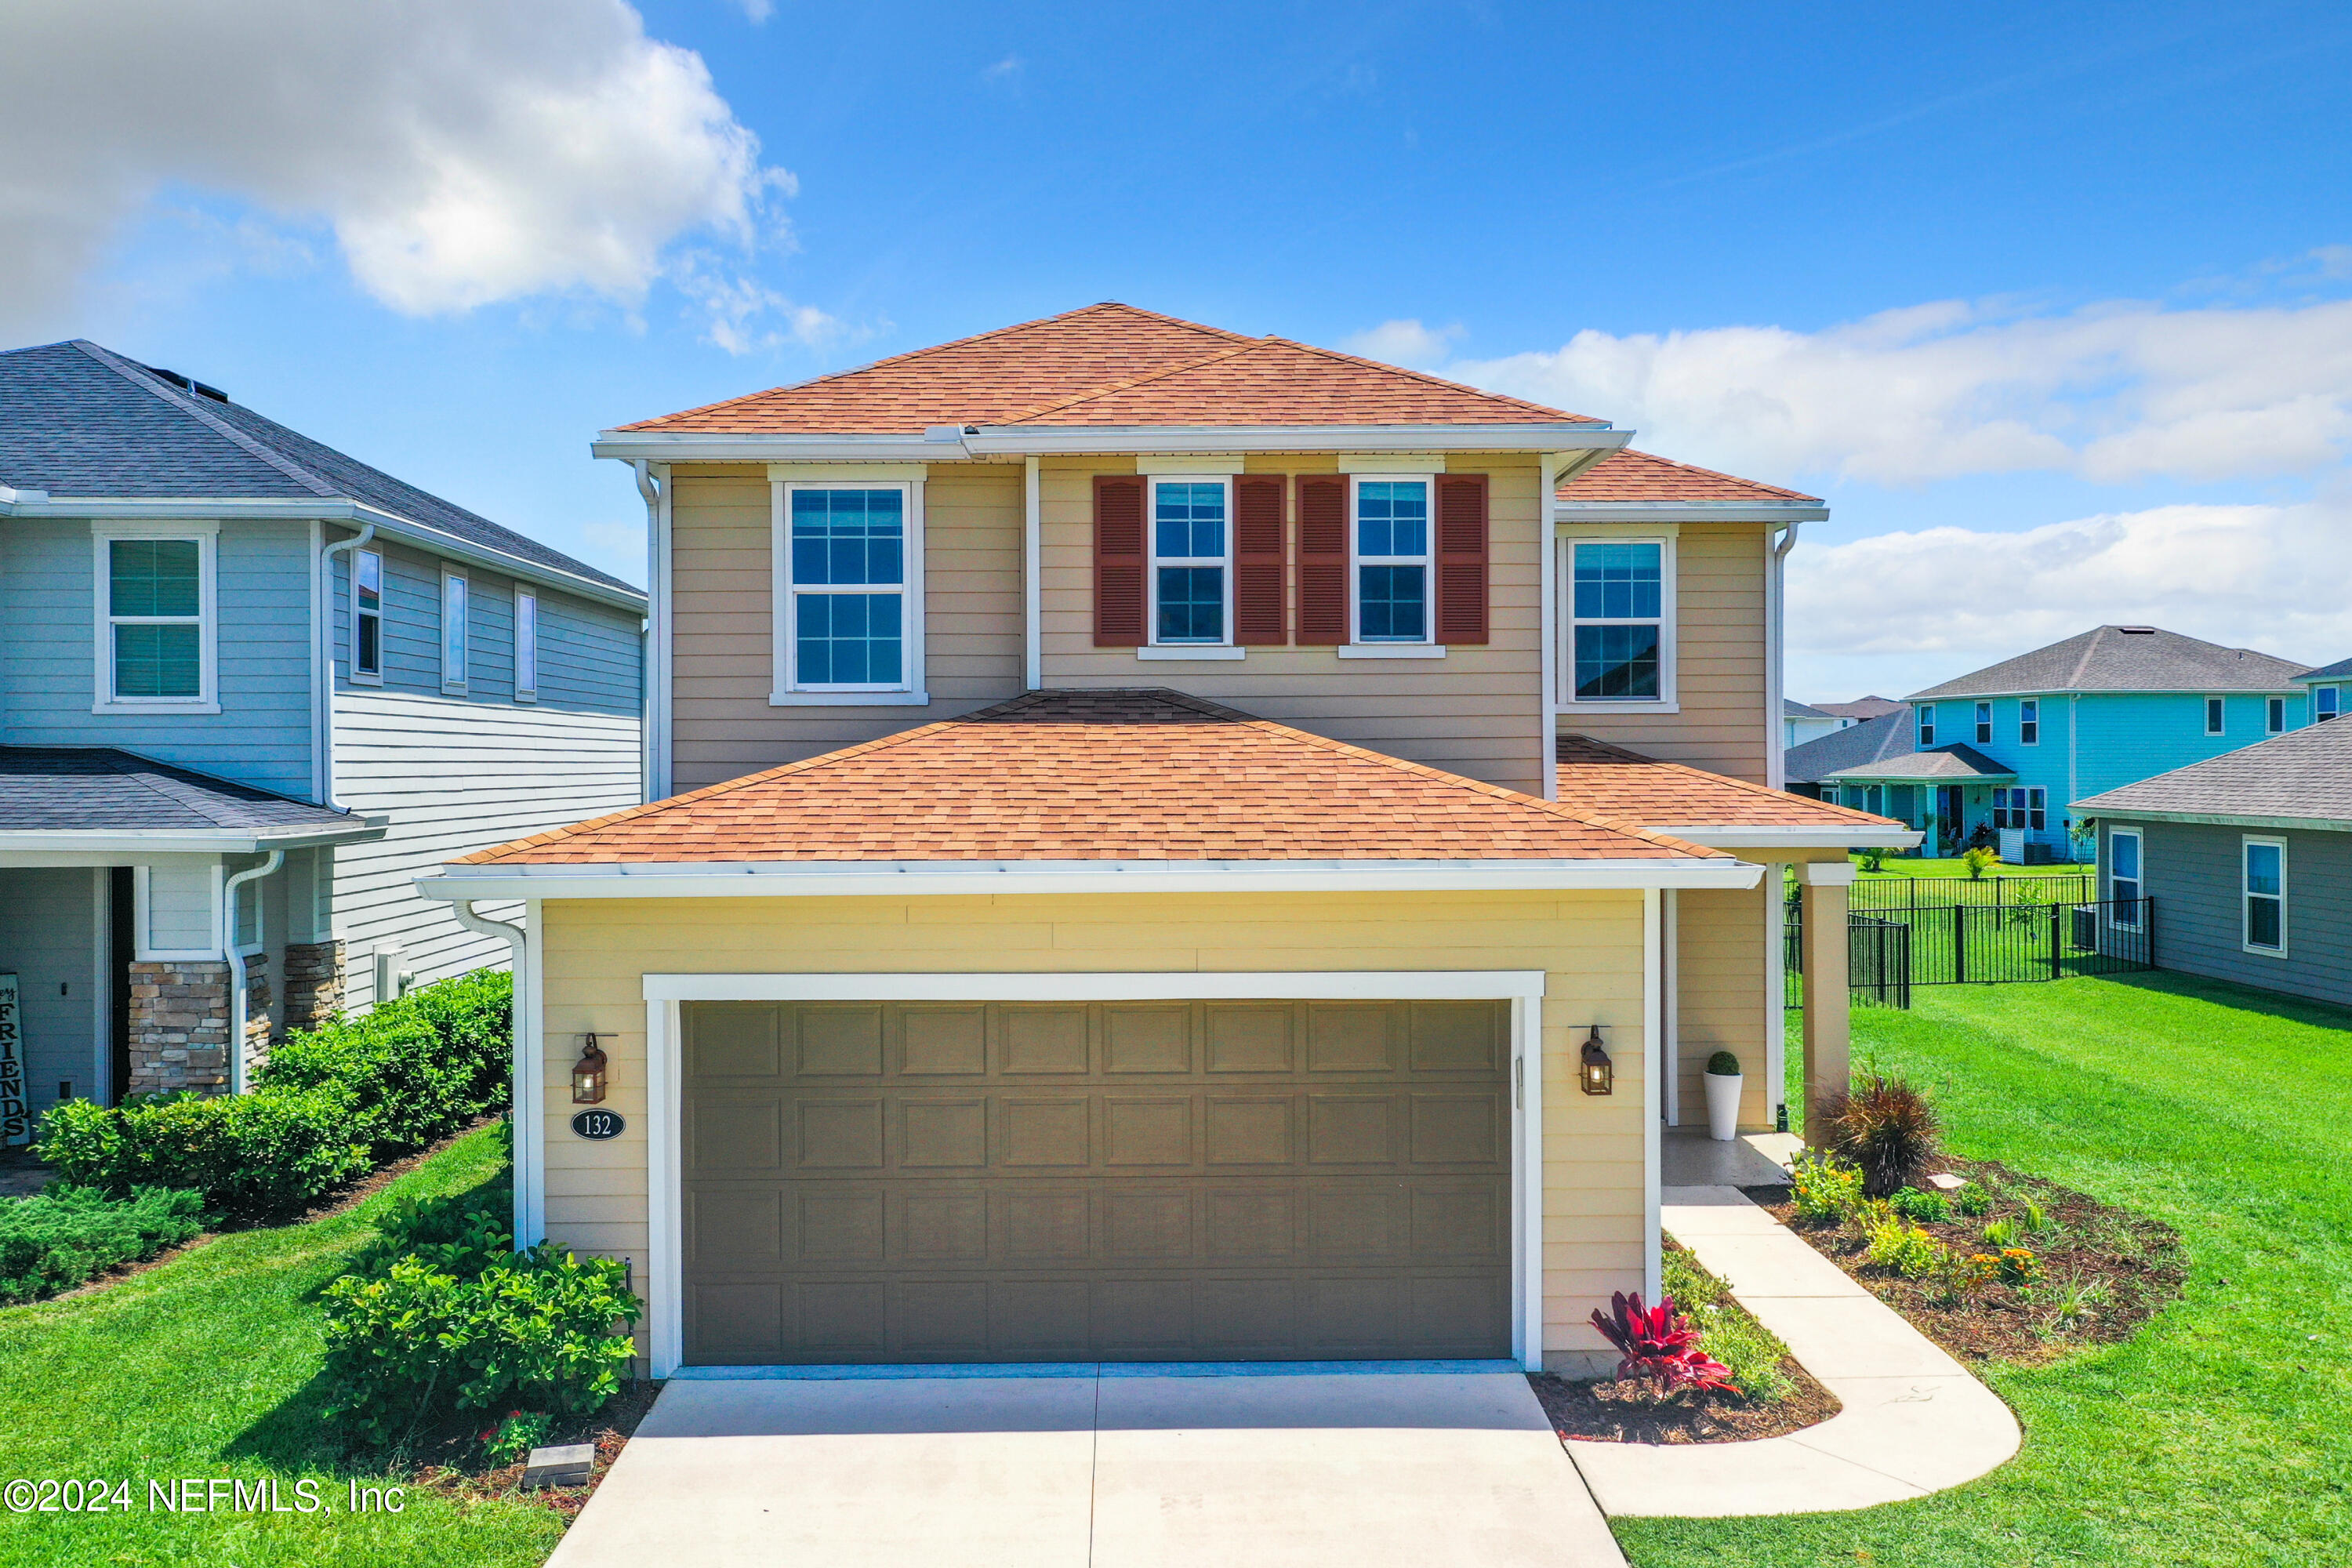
0, 516, 314, 797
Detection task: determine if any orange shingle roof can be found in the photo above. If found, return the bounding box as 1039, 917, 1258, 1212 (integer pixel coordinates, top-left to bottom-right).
465, 691, 1727, 866
1559, 448, 1818, 504
615, 303, 1598, 435
1555, 735, 1900, 829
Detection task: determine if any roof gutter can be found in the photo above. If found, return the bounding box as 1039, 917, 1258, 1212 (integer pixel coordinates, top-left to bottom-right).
1555, 501, 1830, 522
0, 821, 387, 855
591, 424, 1628, 464
2067, 807, 2351, 833
1660, 824, 1923, 850
416, 855, 1762, 904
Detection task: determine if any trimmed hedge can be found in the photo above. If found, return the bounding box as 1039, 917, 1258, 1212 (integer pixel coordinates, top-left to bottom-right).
0, 1184, 207, 1305
322, 1184, 641, 1445
34, 970, 512, 1222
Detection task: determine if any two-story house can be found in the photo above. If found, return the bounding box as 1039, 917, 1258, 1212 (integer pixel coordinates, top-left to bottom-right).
1806, 626, 2313, 860
418, 303, 1911, 1381
0, 339, 645, 1132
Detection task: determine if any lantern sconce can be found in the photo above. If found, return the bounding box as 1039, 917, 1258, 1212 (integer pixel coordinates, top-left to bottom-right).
1578, 1026, 1613, 1096
572, 1036, 609, 1105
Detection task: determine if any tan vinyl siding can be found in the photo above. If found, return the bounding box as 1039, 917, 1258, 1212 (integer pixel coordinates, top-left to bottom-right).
538, 887, 1653, 1371
1040, 455, 1547, 794
1558, 522, 1769, 782
1674, 880, 1773, 1130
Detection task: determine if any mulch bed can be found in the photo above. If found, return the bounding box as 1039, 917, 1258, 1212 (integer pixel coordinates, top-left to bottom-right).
1527, 1360, 1840, 1444
1761, 1156, 2186, 1365
408, 1379, 664, 1519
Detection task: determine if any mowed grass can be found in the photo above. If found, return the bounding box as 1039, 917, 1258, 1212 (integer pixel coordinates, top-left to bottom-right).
0, 1124, 566, 1567
1623, 975, 2352, 1566
1852, 855, 2094, 881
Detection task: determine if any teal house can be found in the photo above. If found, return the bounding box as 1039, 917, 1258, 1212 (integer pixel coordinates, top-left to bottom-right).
1802, 626, 2314, 860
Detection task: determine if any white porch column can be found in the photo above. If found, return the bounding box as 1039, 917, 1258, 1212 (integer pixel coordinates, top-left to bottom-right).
1795, 860, 1855, 1148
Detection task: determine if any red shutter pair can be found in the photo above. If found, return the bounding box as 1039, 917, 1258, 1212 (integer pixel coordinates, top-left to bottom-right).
1094, 472, 1488, 648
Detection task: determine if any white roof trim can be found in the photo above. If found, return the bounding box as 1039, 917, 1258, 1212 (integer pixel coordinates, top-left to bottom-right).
417, 855, 1762, 902
594, 425, 1626, 463
1662, 825, 1923, 850
2069, 807, 2352, 833
641, 969, 1551, 1004
0, 822, 386, 855
1554, 501, 1829, 523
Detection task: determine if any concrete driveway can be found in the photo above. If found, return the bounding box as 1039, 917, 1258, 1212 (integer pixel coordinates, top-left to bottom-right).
547, 1367, 1625, 1568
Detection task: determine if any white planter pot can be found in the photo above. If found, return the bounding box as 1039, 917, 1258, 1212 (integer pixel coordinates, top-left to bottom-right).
1704, 1072, 1744, 1142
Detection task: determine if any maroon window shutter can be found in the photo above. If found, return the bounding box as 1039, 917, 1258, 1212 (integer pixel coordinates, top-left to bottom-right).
1434, 474, 1489, 645
1232, 474, 1288, 645
1294, 474, 1349, 645
1094, 474, 1147, 647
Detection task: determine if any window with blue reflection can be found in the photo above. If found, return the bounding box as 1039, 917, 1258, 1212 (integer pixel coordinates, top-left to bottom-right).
1355, 481, 1428, 642
1573, 542, 1661, 619
1575, 624, 1661, 699
797, 593, 902, 685
1152, 481, 1227, 642
789, 488, 906, 688
792, 489, 903, 586
1355, 481, 1427, 557
1570, 542, 1665, 700
1358, 565, 1426, 641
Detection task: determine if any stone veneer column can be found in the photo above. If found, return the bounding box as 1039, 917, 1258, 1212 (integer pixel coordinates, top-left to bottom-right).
240, 954, 275, 1083
125, 960, 232, 1098
281, 939, 344, 1036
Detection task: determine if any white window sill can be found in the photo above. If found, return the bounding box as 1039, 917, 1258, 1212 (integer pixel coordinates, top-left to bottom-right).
92, 701, 221, 716
442, 684, 469, 697
2242, 944, 2288, 959
349, 672, 383, 687
516, 691, 538, 704
1559, 699, 1681, 713
1336, 644, 1445, 659
1138, 646, 1245, 661
771, 691, 932, 707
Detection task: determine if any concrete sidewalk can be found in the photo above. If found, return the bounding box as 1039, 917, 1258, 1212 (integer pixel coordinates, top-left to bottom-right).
1566, 1185, 2022, 1517
549, 1367, 1627, 1568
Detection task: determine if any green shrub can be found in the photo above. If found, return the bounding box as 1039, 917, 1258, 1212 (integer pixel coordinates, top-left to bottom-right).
1953, 1181, 1991, 1218
1983, 1216, 2024, 1247
1790, 1150, 1864, 1223
1889, 1186, 1952, 1223
1864, 1216, 1946, 1277
263, 969, 512, 1156
1962, 845, 1997, 880
1661, 1244, 1795, 1403
481, 1410, 557, 1465
1824, 1073, 1944, 1197
0, 1185, 207, 1304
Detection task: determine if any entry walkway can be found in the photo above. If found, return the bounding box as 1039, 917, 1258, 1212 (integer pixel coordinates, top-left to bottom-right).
549, 1364, 1627, 1568
1566, 1185, 2022, 1515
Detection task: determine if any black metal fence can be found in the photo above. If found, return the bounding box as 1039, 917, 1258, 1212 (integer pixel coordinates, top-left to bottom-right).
1847, 874, 2097, 913
1788, 897, 2154, 1005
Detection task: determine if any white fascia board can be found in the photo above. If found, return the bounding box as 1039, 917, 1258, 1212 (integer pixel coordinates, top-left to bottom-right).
1554, 501, 1831, 523
594, 433, 968, 463
1663, 824, 1925, 850
643, 969, 1552, 1004
416, 855, 1762, 903
2068, 808, 2351, 834
1907, 685, 2306, 701
0, 822, 386, 855
595, 426, 1626, 462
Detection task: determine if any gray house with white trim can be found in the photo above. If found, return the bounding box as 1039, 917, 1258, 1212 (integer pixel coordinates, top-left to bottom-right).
0, 339, 644, 1128
2073, 720, 2352, 1008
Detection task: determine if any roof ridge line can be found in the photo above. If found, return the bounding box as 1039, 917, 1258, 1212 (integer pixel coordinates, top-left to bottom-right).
1257, 336, 1590, 423
991, 340, 1267, 425
74, 341, 339, 499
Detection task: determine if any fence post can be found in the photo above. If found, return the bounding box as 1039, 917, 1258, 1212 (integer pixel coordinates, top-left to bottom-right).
2049, 900, 2062, 980
2144, 897, 2156, 970
1953, 903, 1966, 984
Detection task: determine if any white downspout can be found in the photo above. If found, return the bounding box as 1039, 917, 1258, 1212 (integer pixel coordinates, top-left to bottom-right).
1023, 456, 1043, 691
222, 851, 283, 1095
1768, 521, 1801, 792
633, 461, 672, 800
452, 900, 535, 1247
1765, 521, 1801, 1130
317, 524, 375, 811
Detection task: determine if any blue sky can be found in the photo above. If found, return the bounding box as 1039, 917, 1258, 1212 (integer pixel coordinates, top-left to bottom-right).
7, 0, 2350, 699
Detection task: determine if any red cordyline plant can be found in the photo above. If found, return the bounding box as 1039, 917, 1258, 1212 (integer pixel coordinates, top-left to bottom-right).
1588, 1291, 1733, 1392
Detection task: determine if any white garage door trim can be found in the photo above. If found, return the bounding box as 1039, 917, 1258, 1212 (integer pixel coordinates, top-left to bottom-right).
638, 969, 1549, 1378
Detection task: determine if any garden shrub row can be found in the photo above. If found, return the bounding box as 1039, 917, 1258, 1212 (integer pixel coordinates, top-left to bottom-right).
34, 971, 512, 1223
321, 1181, 641, 1446
0, 1184, 206, 1305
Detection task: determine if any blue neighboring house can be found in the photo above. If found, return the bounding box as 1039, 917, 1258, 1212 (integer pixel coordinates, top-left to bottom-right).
2293, 655, 2351, 727
0, 339, 645, 1127
1787, 626, 2313, 860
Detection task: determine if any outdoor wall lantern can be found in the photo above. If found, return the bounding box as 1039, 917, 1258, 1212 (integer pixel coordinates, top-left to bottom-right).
1579, 1027, 1613, 1095
571, 1036, 609, 1105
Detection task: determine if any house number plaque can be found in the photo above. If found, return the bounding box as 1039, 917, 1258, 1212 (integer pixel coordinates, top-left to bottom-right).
570, 1109, 626, 1141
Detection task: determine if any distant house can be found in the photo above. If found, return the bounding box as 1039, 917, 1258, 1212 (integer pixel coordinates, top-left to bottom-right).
1784, 709, 1913, 798
1794, 626, 2311, 860
1814, 695, 1904, 723
2293, 655, 2350, 725
1783, 699, 1845, 750
0, 339, 646, 1121
2073, 720, 2352, 1007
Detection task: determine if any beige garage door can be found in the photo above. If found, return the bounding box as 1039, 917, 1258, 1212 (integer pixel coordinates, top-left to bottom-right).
681, 999, 1513, 1365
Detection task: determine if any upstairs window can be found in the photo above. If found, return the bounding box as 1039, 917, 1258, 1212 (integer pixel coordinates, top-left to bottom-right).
1354, 479, 1431, 644
2205, 696, 2226, 735
781, 485, 911, 693
352, 548, 383, 682
1916, 705, 1936, 747
1974, 701, 1993, 744
2267, 696, 2287, 734
2019, 699, 2039, 746
514, 590, 538, 702
103, 535, 209, 703
2318, 687, 2341, 723
1570, 540, 1667, 700
2243, 838, 2285, 953
1151, 480, 1229, 644
2110, 829, 2143, 925
440, 569, 469, 694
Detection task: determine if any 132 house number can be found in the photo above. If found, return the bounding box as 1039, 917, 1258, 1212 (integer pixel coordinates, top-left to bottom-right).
570, 1109, 625, 1140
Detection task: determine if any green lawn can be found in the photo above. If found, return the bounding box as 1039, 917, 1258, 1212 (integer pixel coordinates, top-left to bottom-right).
0, 1125, 568, 1567
1852, 855, 2095, 880
1623, 975, 2352, 1566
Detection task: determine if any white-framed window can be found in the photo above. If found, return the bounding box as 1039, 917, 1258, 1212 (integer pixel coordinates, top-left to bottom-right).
1149, 477, 1231, 645
1352, 476, 1433, 646
514, 590, 539, 702
2243, 837, 2285, 954
1990, 787, 2045, 830
1974, 701, 1993, 744
2267, 696, 2286, 734
2317, 686, 2340, 722
1566, 535, 1674, 702
1917, 704, 1936, 748
92, 522, 217, 712
2019, 699, 2039, 746
2110, 828, 2143, 926
350, 548, 383, 684
774, 482, 920, 699
2205, 695, 2226, 735
440, 569, 469, 693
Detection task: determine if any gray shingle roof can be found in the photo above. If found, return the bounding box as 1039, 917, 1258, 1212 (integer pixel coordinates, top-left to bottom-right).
1784, 699, 1835, 720
1817, 744, 2013, 782
0, 339, 640, 597
1813, 695, 1905, 720
2294, 655, 2352, 684
1784, 710, 1914, 784
0, 746, 371, 836
1907, 626, 2310, 699
2071, 720, 2352, 826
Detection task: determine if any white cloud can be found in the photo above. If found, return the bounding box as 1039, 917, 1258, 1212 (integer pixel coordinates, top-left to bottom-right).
1453, 296, 2352, 487
982, 56, 1025, 86
1784, 498, 2352, 698
728, 0, 775, 22
1340, 318, 1464, 369
671, 252, 850, 356
0, 0, 792, 331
